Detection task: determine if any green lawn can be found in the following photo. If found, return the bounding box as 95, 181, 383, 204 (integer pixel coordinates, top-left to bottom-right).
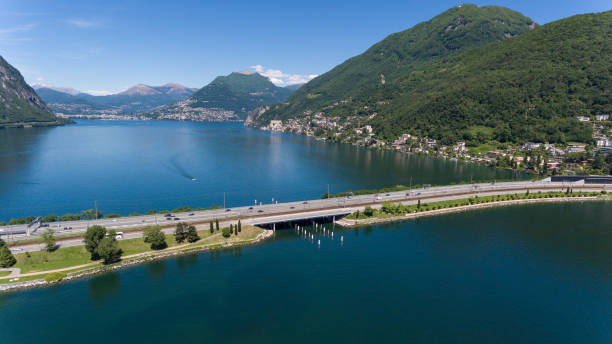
10, 225, 262, 274
468, 142, 498, 155
0, 271, 11, 277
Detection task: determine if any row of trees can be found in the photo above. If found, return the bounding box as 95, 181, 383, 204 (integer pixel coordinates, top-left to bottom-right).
174, 223, 199, 244
222, 221, 242, 238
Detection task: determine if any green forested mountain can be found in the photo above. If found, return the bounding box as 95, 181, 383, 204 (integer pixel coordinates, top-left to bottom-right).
188, 72, 292, 115
146, 72, 293, 121
370, 10, 611, 144
249, 5, 611, 145
251, 5, 536, 122
0, 55, 63, 126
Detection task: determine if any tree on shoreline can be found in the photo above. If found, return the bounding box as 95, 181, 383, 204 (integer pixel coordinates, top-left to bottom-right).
41, 228, 57, 252
84, 225, 107, 260
210, 221, 214, 234
0, 238, 16, 268
175, 223, 187, 243
97, 230, 122, 264
186, 224, 199, 243
144, 226, 167, 250
215, 219, 220, 231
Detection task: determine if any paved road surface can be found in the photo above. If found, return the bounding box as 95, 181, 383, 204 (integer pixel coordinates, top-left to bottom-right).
2, 179, 609, 253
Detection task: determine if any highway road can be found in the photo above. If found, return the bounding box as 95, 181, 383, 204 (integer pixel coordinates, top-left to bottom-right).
2, 178, 609, 253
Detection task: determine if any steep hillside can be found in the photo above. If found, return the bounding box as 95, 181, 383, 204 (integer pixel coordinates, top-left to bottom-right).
0, 55, 64, 126
146, 72, 294, 121
370, 10, 611, 144
249, 6, 610, 146
251, 4, 536, 124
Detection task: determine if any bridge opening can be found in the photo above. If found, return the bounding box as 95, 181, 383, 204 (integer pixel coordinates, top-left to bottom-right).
255, 214, 347, 230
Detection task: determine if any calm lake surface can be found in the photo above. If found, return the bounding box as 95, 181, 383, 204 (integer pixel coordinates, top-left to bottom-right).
0, 120, 520, 220
1, 202, 611, 343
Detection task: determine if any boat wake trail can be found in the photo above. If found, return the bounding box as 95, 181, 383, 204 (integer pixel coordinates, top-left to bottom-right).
163, 155, 197, 181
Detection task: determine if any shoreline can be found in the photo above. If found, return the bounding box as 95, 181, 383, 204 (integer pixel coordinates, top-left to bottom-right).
2, 195, 608, 293
335, 196, 604, 228
0, 229, 273, 293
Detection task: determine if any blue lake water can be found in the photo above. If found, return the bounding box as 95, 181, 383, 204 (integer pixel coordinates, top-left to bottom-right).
0, 120, 519, 220
1, 201, 611, 343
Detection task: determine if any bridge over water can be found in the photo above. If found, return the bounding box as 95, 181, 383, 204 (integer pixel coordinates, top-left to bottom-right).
1, 179, 610, 244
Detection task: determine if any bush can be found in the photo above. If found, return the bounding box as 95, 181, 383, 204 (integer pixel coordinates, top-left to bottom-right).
222, 227, 231, 238
143, 226, 167, 250
363, 206, 374, 217
105, 213, 121, 218
44, 271, 67, 283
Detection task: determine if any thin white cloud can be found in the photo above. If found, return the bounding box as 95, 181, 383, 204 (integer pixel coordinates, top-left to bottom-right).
84, 89, 116, 96
251, 65, 317, 86
66, 19, 100, 28
0, 23, 36, 44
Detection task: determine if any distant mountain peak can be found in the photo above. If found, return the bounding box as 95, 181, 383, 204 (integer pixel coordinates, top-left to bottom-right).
118, 84, 161, 96
32, 83, 82, 96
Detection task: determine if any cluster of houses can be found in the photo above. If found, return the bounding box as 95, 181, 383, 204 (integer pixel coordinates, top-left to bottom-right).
263, 112, 610, 173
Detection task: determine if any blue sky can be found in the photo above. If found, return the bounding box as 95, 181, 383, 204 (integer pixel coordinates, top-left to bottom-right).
1, 0, 609, 94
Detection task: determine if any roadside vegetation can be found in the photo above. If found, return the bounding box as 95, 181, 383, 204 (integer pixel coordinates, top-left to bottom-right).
322, 177, 537, 199
0, 204, 223, 229
1, 223, 264, 283
346, 190, 606, 220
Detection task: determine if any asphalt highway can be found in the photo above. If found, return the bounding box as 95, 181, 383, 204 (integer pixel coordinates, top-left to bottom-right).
2, 179, 609, 253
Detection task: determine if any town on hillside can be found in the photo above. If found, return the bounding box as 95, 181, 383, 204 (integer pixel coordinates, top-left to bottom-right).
262, 113, 612, 176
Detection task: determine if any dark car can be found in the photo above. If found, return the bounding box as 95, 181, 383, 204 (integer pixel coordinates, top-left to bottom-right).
385, 193, 390, 196
174, 217, 180, 221
164, 214, 172, 217
302, 201, 308, 204
225, 209, 231, 212
290, 206, 295, 209
189, 213, 194, 216
248, 207, 253, 210
257, 210, 264, 213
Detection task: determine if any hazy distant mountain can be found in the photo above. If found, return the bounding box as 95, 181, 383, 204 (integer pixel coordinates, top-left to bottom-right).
284, 83, 305, 91
34, 83, 197, 116
145, 72, 295, 121
32, 84, 81, 95
0, 55, 67, 126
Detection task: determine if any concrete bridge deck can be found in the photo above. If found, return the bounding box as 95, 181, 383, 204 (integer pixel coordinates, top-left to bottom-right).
1, 180, 609, 249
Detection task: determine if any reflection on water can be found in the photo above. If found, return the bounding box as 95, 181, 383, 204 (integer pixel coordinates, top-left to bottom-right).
176, 254, 198, 271
0, 202, 610, 343
88, 272, 121, 303
146, 260, 167, 280
0, 120, 523, 219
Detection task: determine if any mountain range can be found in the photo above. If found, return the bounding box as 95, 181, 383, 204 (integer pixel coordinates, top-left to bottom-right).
144, 71, 296, 121
0, 55, 66, 126
33, 83, 197, 116
247, 5, 611, 146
